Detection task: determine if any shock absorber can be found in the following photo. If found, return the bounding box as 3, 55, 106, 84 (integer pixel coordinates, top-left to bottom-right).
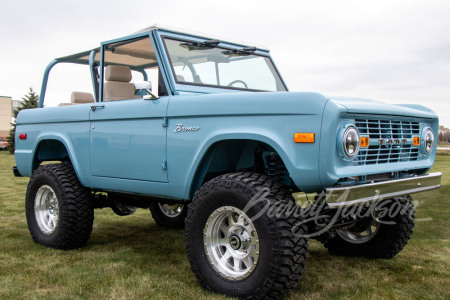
266, 153, 282, 182
263, 152, 293, 187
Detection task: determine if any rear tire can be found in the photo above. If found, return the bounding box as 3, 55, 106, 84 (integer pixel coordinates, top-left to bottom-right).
149, 201, 187, 229
111, 199, 138, 216
185, 172, 309, 299
324, 196, 414, 259
26, 164, 94, 250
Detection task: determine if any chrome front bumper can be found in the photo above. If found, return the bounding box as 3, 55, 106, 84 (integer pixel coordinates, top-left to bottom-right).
324, 172, 442, 208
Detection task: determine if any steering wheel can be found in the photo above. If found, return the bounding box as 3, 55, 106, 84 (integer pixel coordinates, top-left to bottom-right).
227, 80, 248, 89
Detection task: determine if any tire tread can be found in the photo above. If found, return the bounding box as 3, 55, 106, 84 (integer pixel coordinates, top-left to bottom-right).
26, 163, 93, 250
324, 196, 414, 259
185, 172, 308, 299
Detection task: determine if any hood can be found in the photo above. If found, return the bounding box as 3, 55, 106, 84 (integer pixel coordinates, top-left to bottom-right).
328, 96, 437, 119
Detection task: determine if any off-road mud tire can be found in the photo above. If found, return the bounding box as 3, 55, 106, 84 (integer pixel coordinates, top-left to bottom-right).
26, 164, 94, 250
185, 172, 309, 299
324, 196, 414, 259
150, 201, 188, 229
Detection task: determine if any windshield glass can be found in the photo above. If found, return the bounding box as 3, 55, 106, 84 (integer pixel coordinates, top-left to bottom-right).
163, 38, 287, 92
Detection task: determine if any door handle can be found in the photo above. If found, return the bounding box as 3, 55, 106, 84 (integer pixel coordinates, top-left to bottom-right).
91, 104, 105, 111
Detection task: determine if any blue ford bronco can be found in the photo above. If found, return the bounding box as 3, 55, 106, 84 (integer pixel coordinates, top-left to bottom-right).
14, 25, 441, 299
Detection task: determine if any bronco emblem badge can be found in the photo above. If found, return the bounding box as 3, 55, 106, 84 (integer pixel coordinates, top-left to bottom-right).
174, 123, 200, 133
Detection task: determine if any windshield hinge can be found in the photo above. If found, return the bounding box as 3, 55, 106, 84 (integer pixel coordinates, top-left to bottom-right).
222, 46, 256, 56
162, 160, 167, 171
180, 39, 220, 50
162, 117, 168, 127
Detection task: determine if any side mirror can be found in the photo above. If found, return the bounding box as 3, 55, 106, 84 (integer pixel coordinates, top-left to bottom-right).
135, 81, 152, 90
135, 81, 159, 100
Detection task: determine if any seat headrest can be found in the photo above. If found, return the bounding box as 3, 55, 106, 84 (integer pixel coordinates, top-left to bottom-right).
105, 65, 132, 82
71, 91, 95, 103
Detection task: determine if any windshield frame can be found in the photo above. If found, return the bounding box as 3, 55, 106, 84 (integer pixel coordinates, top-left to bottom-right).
161, 36, 288, 92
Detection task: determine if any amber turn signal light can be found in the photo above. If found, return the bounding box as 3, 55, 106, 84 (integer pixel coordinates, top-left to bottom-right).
294, 133, 315, 143
360, 137, 369, 148
413, 137, 420, 146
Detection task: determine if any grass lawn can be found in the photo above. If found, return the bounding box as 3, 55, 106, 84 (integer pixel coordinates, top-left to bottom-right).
0, 151, 448, 299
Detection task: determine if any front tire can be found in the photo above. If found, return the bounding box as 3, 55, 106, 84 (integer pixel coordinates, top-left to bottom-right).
185, 172, 309, 299
324, 196, 415, 259
26, 164, 94, 250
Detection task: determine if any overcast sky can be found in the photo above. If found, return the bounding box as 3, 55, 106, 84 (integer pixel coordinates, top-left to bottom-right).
0, 0, 449, 127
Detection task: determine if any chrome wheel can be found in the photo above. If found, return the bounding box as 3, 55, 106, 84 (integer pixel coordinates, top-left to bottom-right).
204, 206, 259, 280
26, 164, 94, 249
337, 215, 380, 244
34, 185, 59, 235
158, 203, 184, 218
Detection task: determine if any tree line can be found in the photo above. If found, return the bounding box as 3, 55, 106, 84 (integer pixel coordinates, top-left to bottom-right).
439, 125, 450, 143
7, 88, 39, 153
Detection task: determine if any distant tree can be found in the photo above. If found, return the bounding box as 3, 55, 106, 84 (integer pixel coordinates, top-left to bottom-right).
438, 125, 450, 143
7, 88, 39, 153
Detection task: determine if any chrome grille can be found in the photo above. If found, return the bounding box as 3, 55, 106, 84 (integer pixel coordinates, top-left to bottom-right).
354, 119, 420, 166
355, 119, 420, 139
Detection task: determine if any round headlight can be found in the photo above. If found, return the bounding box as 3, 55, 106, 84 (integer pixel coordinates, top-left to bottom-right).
343, 126, 360, 158
424, 128, 434, 154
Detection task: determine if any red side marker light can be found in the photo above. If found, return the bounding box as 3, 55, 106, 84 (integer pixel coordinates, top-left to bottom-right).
19, 134, 27, 140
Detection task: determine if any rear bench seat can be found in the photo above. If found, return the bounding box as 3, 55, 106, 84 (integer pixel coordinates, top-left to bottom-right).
59, 91, 95, 106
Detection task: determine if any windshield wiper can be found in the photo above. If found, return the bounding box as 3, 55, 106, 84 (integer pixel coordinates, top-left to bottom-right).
180, 39, 220, 50
222, 46, 256, 56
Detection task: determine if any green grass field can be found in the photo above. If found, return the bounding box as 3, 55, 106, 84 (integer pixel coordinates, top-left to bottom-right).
0, 151, 448, 300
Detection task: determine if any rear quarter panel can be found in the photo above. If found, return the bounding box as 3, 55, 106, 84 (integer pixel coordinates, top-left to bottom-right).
14, 105, 91, 185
